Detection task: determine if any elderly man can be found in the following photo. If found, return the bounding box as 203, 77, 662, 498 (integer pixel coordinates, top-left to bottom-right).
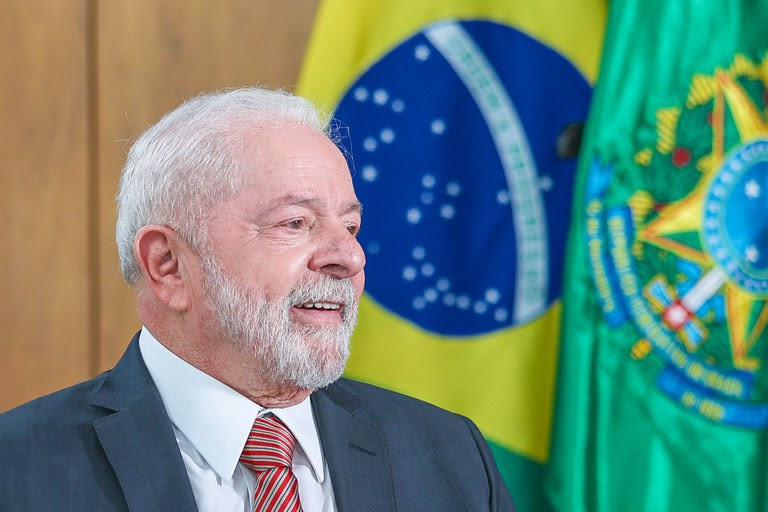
0, 88, 514, 511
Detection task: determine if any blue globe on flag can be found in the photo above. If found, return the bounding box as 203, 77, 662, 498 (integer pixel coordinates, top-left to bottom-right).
334, 19, 592, 336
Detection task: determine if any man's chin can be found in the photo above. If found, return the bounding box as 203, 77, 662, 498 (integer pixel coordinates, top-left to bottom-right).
221, 323, 351, 390
282, 349, 349, 390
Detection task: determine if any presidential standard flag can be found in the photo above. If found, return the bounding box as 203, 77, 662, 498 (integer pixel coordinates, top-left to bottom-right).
546, 1, 768, 510
298, 1, 605, 510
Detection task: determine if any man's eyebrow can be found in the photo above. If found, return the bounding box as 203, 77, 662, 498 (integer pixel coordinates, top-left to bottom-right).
345, 201, 363, 215
270, 195, 363, 215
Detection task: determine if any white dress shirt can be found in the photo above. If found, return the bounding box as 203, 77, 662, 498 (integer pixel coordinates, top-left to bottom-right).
138, 328, 337, 511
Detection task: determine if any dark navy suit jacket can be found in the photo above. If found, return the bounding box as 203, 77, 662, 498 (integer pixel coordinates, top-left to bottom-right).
0, 334, 515, 511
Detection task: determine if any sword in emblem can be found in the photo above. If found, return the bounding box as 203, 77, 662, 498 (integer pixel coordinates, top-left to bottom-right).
662, 267, 727, 331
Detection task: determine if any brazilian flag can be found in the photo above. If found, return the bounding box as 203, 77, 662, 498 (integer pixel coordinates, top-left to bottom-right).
298, 1, 605, 510
546, 0, 768, 510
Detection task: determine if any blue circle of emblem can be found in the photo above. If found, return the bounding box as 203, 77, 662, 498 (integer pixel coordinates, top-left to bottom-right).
703, 138, 768, 295
334, 20, 592, 335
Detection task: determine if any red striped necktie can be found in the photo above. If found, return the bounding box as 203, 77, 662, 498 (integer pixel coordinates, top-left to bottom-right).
239, 415, 303, 512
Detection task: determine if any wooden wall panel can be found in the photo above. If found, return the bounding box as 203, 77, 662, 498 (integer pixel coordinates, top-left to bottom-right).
95, 0, 320, 369
0, 2, 90, 411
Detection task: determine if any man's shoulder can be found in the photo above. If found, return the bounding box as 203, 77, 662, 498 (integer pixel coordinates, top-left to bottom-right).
0, 370, 111, 439
0, 368, 149, 511
319, 378, 516, 509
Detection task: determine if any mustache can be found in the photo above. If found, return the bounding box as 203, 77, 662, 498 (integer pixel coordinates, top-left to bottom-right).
287, 276, 357, 309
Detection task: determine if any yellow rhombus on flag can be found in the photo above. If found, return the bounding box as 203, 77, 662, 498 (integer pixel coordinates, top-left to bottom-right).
298, 1, 605, 510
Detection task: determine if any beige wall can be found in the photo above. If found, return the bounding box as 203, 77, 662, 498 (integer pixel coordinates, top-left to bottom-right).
0, 0, 319, 412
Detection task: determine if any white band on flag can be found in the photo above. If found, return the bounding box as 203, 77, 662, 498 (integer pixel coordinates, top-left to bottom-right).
426, 20, 549, 323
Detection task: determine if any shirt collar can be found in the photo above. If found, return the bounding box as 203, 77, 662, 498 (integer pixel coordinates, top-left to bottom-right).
138, 327, 326, 483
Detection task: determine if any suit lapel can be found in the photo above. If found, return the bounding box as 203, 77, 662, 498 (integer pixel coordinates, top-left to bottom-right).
90, 336, 198, 512
312, 381, 398, 512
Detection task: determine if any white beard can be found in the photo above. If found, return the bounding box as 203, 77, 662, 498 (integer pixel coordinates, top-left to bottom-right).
202, 256, 358, 390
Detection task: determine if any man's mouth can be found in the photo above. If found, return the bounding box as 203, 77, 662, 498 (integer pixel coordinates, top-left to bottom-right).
292, 301, 346, 328
294, 302, 342, 311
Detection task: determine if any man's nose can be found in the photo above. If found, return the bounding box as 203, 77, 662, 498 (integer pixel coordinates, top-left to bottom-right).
308, 223, 366, 279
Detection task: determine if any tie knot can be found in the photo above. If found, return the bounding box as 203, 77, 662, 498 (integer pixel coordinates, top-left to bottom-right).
239, 416, 296, 473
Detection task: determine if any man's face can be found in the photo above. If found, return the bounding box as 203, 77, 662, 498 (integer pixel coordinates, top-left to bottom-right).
197, 123, 366, 390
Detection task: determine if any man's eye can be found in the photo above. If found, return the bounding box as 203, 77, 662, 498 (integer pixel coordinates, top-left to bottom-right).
287, 219, 304, 230
347, 224, 360, 236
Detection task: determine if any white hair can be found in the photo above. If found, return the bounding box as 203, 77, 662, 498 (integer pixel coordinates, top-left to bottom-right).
115, 87, 331, 285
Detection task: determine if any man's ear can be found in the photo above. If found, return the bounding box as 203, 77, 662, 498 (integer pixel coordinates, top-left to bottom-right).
133, 225, 195, 311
